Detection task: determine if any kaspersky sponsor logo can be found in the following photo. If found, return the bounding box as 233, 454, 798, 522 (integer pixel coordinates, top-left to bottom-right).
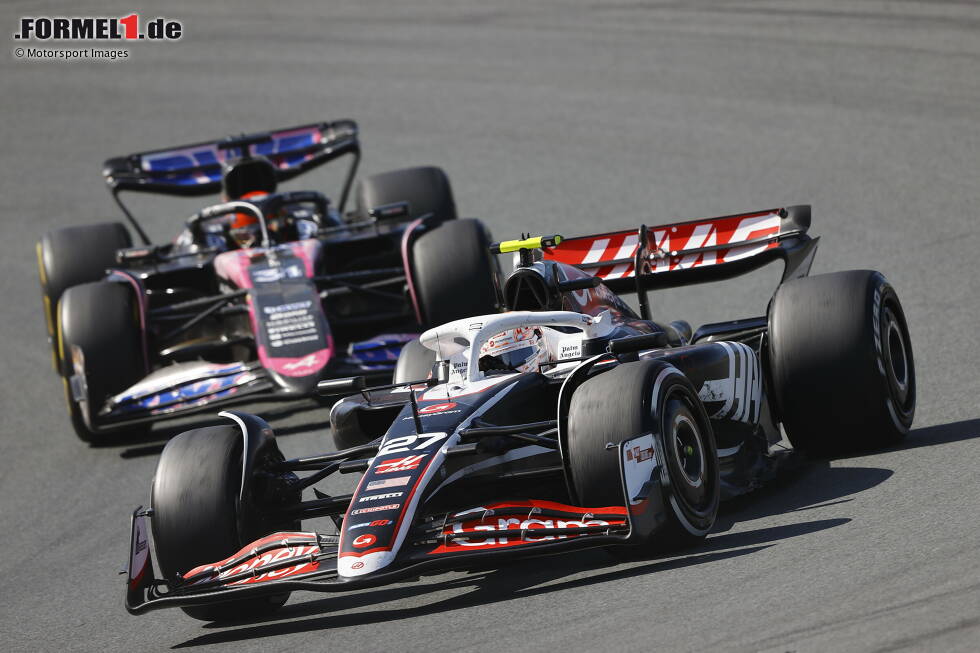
357, 492, 403, 503
350, 504, 400, 515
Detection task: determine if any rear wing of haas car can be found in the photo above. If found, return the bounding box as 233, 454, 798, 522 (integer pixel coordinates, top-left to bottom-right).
543, 205, 818, 295
102, 120, 360, 243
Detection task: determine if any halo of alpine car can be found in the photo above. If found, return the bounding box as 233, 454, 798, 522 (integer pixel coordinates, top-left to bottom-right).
35, 123, 917, 621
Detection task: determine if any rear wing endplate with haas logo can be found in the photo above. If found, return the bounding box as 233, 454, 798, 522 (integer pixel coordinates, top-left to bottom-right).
542, 205, 818, 296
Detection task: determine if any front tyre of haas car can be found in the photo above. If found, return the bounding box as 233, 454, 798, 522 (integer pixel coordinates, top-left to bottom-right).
567, 359, 720, 555
151, 425, 295, 622
768, 270, 915, 455
57, 281, 148, 444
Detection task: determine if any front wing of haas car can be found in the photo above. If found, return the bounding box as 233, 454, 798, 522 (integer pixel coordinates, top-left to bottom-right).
125, 430, 663, 614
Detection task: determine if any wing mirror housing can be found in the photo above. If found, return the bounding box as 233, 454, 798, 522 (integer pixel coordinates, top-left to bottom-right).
316, 376, 367, 397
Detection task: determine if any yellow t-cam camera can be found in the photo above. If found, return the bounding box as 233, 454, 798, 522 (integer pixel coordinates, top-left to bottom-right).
490, 234, 563, 254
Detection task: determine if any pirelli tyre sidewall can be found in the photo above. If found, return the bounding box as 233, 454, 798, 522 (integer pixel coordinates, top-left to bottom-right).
768, 269, 916, 454
567, 359, 720, 552
57, 280, 146, 443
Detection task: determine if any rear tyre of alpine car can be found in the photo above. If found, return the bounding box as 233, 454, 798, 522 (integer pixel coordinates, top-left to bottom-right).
57, 281, 148, 444
412, 218, 500, 327
567, 359, 720, 554
37, 222, 132, 373
768, 270, 915, 455
355, 165, 458, 223
151, 425, 291, 622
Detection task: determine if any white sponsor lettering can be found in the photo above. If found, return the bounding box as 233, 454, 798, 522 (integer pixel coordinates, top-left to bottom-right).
282, 353, 319, 371
452, 517, 610, 546
197, 544, 320, 586
263, 300, 312, 315
350, 504, 400, 515
377, 433, 447, 456
358, 492, 404, 503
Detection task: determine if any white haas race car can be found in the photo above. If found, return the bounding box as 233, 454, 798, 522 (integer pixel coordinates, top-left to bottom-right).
124, 205, 915, 621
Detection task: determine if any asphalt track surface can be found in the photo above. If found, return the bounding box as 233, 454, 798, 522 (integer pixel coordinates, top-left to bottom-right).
2, 1, 979, 651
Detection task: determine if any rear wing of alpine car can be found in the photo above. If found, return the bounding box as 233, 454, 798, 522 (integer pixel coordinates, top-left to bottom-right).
543, 205, 818, 296
102, 120, 360, 243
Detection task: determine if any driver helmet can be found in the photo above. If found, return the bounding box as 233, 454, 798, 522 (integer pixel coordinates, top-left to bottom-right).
222, 157, 277, 199
478, 327, 549, 374
223, 157, 277, 249
228, 190, 268, 249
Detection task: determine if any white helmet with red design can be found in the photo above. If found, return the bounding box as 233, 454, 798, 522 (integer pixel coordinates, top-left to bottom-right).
478, 326, 550, 374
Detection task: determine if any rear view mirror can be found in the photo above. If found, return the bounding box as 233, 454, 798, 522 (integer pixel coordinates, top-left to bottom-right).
316, 376, 366, 397
606, 332, 668, 355
368, 201, 411, 221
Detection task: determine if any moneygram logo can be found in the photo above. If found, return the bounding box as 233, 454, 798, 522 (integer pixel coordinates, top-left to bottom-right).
14, 14, 182, 41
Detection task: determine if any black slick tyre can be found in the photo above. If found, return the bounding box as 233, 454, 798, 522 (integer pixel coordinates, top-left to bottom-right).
768, 270, 915, 454
567, 359, 720, 553
57, 281, 147, 443
412, 218, 499, 327
37, 222, 131, 372
355, 166, 457, 223
151, 425, 290, 622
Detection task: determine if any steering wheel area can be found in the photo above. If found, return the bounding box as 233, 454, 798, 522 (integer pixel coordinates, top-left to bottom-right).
186, 191, 332, 250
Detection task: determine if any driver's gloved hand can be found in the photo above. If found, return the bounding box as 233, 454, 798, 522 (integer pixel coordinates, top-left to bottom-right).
202, 222, 229, 251
296, 219, 318, 240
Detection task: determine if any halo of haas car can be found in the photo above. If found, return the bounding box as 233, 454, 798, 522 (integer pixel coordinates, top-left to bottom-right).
118, 201, 915, 621
37, 121, 500, 442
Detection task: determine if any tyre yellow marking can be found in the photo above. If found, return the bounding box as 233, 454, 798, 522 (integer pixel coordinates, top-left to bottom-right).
37, 242, 59, 371
57, 310, 73, 416
57, 305, 66, 376
35, 241, 48, 286
36, 242, 54, 336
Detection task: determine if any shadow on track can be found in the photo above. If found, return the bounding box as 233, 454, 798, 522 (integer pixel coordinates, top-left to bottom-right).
168, 417, 980, 647
176, 518, 848, 648
175, 542, 784, 647
714, 417, 980, 530
859, 417, 980, 455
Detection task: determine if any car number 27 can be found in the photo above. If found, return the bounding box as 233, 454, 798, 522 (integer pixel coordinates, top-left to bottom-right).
378, 432, 448, 456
